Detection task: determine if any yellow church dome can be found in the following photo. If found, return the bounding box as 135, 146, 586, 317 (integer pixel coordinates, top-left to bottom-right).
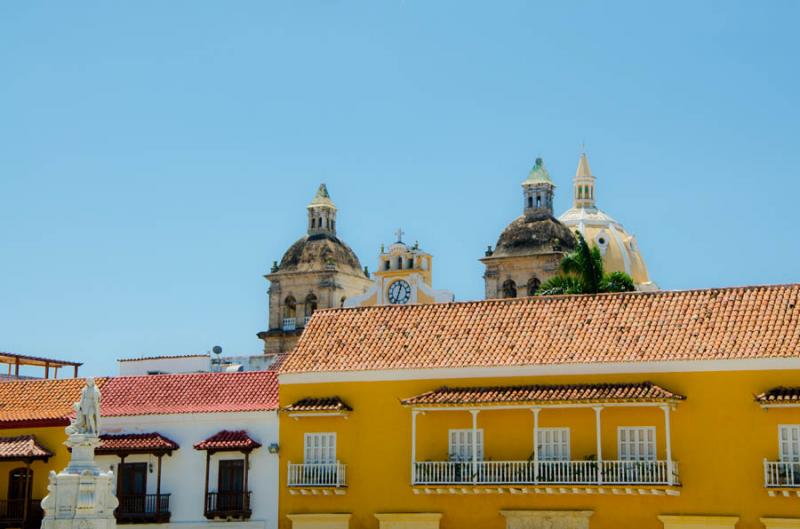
558, 153, 656, 291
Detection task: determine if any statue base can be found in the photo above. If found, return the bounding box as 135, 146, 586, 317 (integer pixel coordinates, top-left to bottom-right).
41, 434, 117, 529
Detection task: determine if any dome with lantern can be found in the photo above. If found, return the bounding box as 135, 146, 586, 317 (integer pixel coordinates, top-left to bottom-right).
558, 153, 656, 290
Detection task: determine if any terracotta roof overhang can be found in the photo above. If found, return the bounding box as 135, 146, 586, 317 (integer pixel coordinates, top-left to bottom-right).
97, 433, 179, 455
756, 387, 800, 407
282, 397, 352, 416
0, 435, 53, 462
401, 382, 686, 408
193, 430, 262, 453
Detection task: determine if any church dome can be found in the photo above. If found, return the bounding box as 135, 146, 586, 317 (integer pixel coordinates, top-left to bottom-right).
492, 211, 576, 258
277, 232, 366, 277
558, 153, 655, 290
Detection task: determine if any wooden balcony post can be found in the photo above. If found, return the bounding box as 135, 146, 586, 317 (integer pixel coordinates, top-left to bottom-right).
470, 410, 479, 485
531, 408, 540, 485
156, 454, 163, 515
243, 452, 250, 512
410, 410, 419, 485
22, 460, 31, 526
593, 406, 603, 485
203, 452, 210, 515
662, 405, 674, 485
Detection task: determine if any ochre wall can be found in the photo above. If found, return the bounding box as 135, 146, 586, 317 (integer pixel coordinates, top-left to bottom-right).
279, 369, 800, 529
0, 426, 68, 501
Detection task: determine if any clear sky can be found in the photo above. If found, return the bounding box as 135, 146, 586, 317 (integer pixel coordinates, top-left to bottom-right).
2, 1, 798, 377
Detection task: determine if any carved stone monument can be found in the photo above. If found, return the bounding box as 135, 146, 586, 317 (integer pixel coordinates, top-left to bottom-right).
41, 378, 118, 529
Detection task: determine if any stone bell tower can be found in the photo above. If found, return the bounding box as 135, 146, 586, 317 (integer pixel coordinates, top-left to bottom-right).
258, 184, 372, 361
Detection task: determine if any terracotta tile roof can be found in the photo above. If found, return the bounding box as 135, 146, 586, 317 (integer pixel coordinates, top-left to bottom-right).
283, 397, 352, 413
755, 387, 800, 405
282, 284, 800, 373
100, 371, 278, 416
193, 430, 261, 452
97, 433, 179, 454
0, 435, 53, 460
0, 377, 109, 428
402, 382, 685, 407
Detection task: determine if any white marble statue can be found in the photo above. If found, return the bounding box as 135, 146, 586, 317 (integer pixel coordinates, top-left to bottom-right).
66, 377, 101, 436
42, 379, 117, 529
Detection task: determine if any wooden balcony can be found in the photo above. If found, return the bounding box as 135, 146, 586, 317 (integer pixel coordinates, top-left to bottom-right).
764, 460, 800, 488
114, 494, 170, 524
288, 462, 347, 488
203, 492, 251, 520
413, 459, 679, 487
0, 499, 43, 529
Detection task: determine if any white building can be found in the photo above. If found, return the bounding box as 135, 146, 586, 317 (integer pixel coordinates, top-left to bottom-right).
96, 371, 279, 529
117, 353, 274, 376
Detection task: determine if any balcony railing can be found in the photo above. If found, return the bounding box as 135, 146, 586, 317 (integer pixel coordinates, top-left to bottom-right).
282, 318, 296, 331
413, 460, 678, 486
288, 462, 347, 487
303, 316, 312, 326
0, 499, 43, 528
203, 492, 251, 520
115, 494, 170, 524
765, 460, 800, 488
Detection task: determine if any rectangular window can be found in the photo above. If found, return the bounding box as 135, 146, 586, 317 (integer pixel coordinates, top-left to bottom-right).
448, 429, 484, 461
304, 433, 337, 464
217, 459, 244, 493
779, 425, 800, 462
618, 427, 656, 461
537, 428, 570, 461
118, 462, 147, 496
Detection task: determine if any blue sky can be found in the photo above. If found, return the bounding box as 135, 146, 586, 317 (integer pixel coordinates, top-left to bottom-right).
1, 1, 798, 376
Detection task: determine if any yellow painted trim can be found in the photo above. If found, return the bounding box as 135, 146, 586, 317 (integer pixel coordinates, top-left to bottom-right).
287, 513, 352, 529
761, 519, 800, 529
375, 514, 443, 522
658, 515, 740, 528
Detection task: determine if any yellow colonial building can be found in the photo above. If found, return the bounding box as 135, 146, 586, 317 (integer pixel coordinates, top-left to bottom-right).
278, 284, 800, 529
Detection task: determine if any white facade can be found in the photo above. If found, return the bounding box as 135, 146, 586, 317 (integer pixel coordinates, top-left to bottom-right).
118, 356, 211, 376
98, 410, 279, 529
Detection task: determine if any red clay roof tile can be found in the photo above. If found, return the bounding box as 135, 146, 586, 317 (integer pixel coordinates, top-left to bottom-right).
283, 397, 352, 413
282, 285, 800, 373
0, 435, 53, 460
97, 433, 179, 454
755, 387, 800, 405
193, 430, 261, 452
0, 378, 109, 428
402, 382, 684, 406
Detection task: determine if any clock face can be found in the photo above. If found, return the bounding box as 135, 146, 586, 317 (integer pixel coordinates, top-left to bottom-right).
387, 280, 412, 305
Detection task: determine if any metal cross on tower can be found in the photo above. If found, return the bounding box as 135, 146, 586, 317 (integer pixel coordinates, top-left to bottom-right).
395, 228, 405, 242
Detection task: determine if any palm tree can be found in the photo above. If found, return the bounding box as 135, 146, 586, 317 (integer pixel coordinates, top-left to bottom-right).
536, 232, 635, 295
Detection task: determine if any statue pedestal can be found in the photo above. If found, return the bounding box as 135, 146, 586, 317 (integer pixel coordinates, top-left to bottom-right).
41, 435, 117, 529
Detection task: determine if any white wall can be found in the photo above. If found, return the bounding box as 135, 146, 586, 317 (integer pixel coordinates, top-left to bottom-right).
98, 411, 278, 529
117, 356, 211, 376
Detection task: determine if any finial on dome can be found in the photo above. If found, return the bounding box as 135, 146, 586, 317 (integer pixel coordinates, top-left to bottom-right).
576, 152, 592, 178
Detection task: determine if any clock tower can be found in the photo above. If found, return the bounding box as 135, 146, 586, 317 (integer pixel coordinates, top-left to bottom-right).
343, 230, 454, 307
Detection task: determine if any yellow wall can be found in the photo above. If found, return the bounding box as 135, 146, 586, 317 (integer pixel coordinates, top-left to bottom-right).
0, 426, 68, 501
279, 369, 800, 529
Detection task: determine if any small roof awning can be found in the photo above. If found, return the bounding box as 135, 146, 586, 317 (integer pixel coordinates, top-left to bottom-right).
402, 382, 685, 408
0, 435, 53, 462
97, 433, 179, 456
193, 430, 261, 453
756, 387, 800, 407
283, 397, 352, 416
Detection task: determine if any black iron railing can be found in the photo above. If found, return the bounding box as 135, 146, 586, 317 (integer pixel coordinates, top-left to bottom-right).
0, 499, 43, 529
114, 494, 171, 524
204, 492, 251, 519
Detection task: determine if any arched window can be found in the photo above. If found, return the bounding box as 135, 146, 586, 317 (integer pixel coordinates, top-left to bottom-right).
384, 259, 390, 271
502, 279, 517, 298
340, 296, 347, 308
527, 196, 533, 208
527, 277, 541, 296
536, 195, 542, 208
284, 296, 297, 319
331, 220, 335, 231
8, 467, 32, 503
397, 257, 402, 269
305, 293, 318, 319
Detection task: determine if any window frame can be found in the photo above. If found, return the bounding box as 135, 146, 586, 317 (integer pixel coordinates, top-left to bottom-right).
617, 426, 657, 461
448, 428, 484, 461
779, 424, 800, 462
536, 427, 570, 461
303, 432, 337, 465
